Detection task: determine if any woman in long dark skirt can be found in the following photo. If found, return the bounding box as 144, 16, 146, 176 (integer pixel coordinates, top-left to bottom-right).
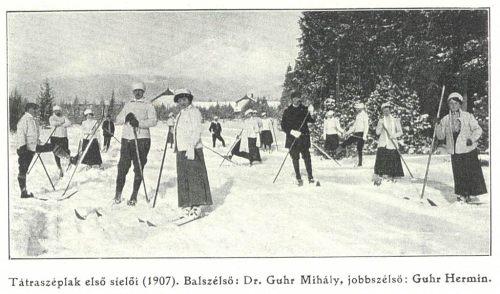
435, 92, 487, 203
323, 110, 343, 158
81, 109, 103, 170
173, 89, 212, 219
373, 102, 404, 185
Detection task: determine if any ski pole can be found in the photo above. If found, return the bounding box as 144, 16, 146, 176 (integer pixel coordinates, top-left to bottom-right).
61, 107, 106, 197
273, 110, 311, 183
382, 124, 414, 178
152, 129, 170, 208
133, 127, 149, 202
103, 129, 121, 144
38, 154, 55, 191
27, 127, 57, 174
421, 86, 446, 201
220, 129, 243, 166
204, 145, 238, 166
311, 143, 342, 166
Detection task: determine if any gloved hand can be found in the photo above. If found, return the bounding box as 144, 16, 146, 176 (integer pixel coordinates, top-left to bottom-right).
290, 130, 302, 138
308, 104, 315, 115
186, 147, 195, 160
432, 117, 441, 125
125, 113, 139, 128
362, 136, 367, 141
466, 139, 473, 146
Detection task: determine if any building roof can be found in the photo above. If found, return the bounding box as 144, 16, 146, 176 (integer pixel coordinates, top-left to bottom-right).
235, 94, 256, 104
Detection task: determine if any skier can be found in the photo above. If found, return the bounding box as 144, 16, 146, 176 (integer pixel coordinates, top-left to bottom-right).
16, 103, 58, 198
101, 114, 115, 153
281, 92, 316, 185
322, 110, 343, 158
434, 92, 487, 203
166, 113, 175, 149
241, 109, 262, 166
209, 116, 225, 148
337, 102, 369, 166
80, 109, 103, 170
113, 82, 158, 206
173, 88, 212, 220
373, 102, 404, 185
260, 112, 274, 152
49, 105, 72, 177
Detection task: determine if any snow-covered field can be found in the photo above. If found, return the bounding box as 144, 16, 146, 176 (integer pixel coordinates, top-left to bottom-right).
8, 120, 491, 258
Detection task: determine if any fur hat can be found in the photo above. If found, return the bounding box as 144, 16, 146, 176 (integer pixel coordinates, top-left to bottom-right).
448, 92, 464, 103
173, 88, 193, 103
132, 82, 146, 92
84, 109, 94, 116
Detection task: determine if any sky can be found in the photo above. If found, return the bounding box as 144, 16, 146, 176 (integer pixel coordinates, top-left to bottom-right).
7, 10, 303, 98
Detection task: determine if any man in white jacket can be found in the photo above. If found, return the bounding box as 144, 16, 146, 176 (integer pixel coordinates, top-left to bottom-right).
49, 105, 72, 177
113, 82, 157, 206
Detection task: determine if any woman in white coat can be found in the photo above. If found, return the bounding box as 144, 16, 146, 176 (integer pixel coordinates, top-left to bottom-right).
173, 89, 212, 219
373, 103, 404, 185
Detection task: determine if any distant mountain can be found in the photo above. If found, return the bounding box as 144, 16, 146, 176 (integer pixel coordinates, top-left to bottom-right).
9, 73, 284, 104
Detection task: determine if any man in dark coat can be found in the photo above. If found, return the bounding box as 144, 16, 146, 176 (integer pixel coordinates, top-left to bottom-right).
101, 114, 115, 152
281, 92, 316, 185
209, 116, 225, 148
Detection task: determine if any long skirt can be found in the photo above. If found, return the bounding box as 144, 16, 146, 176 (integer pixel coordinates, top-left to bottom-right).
81, 138, 102, 165
451, 149, 487, 196
176, 148, 213, 208
248, 137, 261, 163
230, 139, 249, 159
260, 130, 273, 146
374, 147, 404, 178
167, 127, 174, 144
324, 134, 340, 152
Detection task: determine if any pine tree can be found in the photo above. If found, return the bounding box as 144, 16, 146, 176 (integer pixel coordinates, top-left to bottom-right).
38, 79, 55, 126
108, 90, 116, 119
9, 89, 26, 132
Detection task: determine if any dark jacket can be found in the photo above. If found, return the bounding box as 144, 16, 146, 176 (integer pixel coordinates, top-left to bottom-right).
209, 121, 222, 135
102, 120, 115, 137
281, 104, 315, 148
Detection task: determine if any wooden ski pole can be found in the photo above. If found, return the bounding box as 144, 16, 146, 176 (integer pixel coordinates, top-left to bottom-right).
27, 127, 58, 174
38, 155, 55, 191
204, 145, 238, 166
152, 129, 170, 208
311, 143, 342, 166
382, 124, 414, 178
219, 129, 243, 166
420, 85, 446, 202
133, 127, 148, 202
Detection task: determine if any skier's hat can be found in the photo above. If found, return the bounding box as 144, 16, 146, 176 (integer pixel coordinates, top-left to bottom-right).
245, 109, 254, 116
326, 110, 334, 116
25, 102, 39, 111
214, 116, 219, 119
354, 102, 365, 109
174, 88, 193, 103
261, 112, 267, 117
132, 82, 146, 92
447, 92, 463, 103
168, 112, 174, 117
290, 92, 302, 99
380, 102, 391, 110
252, 109, 258, 114
84, 109, 94, 116
53, 105, 62, 111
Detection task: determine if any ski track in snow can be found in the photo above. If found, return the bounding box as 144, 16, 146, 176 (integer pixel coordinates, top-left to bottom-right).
8, 120, 490, 258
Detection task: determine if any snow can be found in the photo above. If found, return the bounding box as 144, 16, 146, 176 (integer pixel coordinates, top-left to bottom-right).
9, 120, 490, 258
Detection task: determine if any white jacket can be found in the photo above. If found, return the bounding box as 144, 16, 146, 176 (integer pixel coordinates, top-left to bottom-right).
435, 110, 482, 154
174, 104, 203, 151
375, 115, 403, 150
323, 117, 343, 139
116, 98, 157, 140
16, 112, 39, 151
347, 111, 369, 140
49, 114, 72, 138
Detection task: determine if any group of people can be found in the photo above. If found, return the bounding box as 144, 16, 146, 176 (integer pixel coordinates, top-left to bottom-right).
15, 85, 487, 212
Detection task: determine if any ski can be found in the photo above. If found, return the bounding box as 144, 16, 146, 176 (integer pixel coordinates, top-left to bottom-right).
138, 218, 156, 227
173, 214, 207, 226
33, 190, 78, 202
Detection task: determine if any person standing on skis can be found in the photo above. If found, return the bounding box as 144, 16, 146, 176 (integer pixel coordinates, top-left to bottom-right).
166, 112, 175, 149
80, 108, 103, 170
209, 116, 225, 148
281, 92, 316, 185
113, 82, 157, 206
49, 105, 72, 177
101, 114, 115, 153
337, 102, 369, 166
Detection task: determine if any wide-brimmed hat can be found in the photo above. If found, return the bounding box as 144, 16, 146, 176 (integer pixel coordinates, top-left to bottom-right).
354, 102, 365, 109
173, 88, 193, 103
83, 109, 93, 116
53, 105, 62, 111
381, 102, 391, 110
245, 109, 254, 116
447, 92, 464, 103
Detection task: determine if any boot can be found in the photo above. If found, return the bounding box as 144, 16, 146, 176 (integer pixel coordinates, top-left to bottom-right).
357, 153, 363, 167
59, 168, 64, 178
113, 191, 122, 204
292, 158, 301, 181
128, 188, 139, 206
